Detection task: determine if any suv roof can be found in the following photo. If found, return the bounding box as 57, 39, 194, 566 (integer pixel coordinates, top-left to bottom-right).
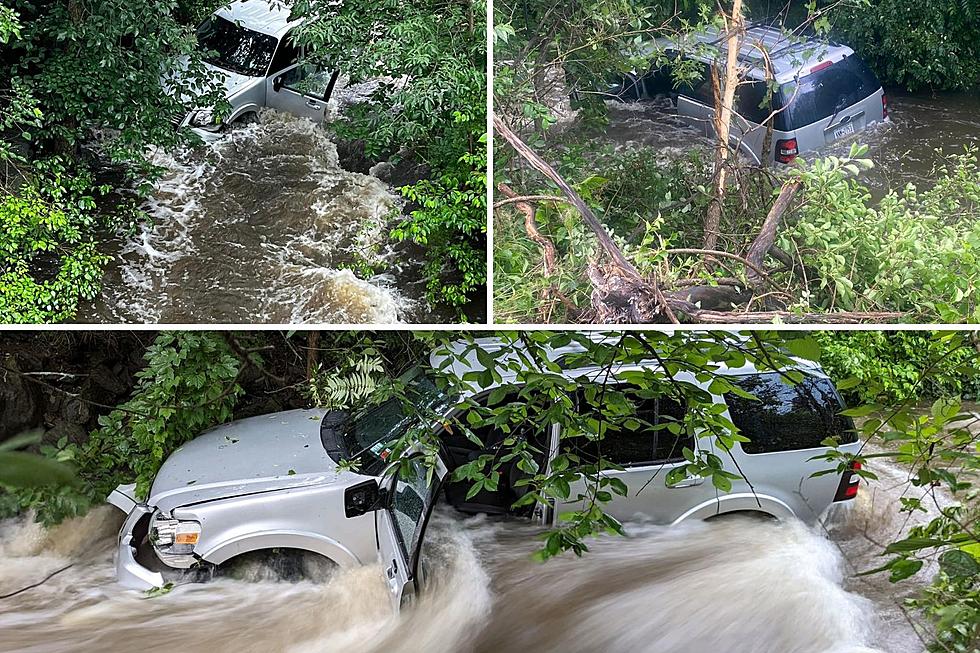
658, 25, 854, 84
431, 334, 823, 392
216, 0, 302, 38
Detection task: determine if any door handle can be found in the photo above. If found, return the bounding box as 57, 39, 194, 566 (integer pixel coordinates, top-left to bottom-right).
385, 559, 398, 579
306, 99, 322, 109
669, 476, 704, 488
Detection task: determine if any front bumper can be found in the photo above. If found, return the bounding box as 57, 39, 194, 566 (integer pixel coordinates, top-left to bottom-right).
113, 502, 165, 591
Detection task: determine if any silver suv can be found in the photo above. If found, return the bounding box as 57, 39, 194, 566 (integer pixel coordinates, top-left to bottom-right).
110, 343, 862, 608
615, 26, 888, 164
171, 0, 340, 136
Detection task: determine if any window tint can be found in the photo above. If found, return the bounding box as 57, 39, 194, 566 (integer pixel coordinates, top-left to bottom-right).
775, 55, 881, 130
197, 15, 277, 77
563, 387, 691, 466
269, 35, 299, 74
735, 81, 775, 124
279, 63, 338, 100
725, 373, 857, 454
678, 61, 714, 108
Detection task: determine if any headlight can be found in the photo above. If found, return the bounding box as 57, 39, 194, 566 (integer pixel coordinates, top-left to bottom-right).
150, 512, 202, 568
189, 108, 218, 128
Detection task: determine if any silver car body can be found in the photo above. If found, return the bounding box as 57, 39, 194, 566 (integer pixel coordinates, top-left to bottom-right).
111, 338, 860, 600
172, 0, 339, 138
622, 26, 887, 164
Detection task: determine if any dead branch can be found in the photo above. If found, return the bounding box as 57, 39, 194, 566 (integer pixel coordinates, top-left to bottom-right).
493, 194, 566, 209
745, 179, 803, 289
498, 183, 557, 276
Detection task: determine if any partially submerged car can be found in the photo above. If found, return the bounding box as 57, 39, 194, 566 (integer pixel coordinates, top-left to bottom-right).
612, 25, 888, 164
110, 340, 862, 607
171, 0, 341, 136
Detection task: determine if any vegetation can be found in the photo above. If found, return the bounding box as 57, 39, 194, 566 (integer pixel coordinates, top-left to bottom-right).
493, 0, 980, 324
0, 0, 485, 322
0, 330, 977, 648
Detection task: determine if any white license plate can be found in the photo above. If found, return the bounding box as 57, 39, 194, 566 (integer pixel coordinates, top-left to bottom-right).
832, 122, 856, 140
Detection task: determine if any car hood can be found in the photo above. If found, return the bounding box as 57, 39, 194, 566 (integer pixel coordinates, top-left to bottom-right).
148, 408, 351, 513
162, 57, 259, 105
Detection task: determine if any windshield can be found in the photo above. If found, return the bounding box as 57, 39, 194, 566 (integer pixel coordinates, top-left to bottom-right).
196, 15, 278, 77
321, 374, 447, 475
775, 55, 881, 130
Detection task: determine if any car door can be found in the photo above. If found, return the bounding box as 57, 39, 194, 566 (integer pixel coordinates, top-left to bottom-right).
267, 61, 340, 124
555, 368, 715, 525
375, 455, 446, 610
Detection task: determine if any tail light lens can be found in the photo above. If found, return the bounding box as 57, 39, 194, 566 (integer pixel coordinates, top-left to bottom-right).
775, 138, 799, 164
882, 94, 889, 119
834, 460, 862, 502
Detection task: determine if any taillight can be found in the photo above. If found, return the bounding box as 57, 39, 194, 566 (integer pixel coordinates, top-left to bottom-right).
775, 138, 799, 164
882, 94, 889, 120
810, 60, 833, 74
834, 460, 861, 502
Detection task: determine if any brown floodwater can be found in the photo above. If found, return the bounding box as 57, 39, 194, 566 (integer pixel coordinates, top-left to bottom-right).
75, 111, 453, 325
597, 89, 980, 195
4, 402, 975, 653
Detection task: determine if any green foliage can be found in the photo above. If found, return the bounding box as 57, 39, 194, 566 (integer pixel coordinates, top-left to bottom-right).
0, 161, 111, 322
309, 351, 386, 410
78, 332, 244, 499
0, 0, 226, 322
494, 143, 712, 323
816, 331, 980, 404
783, 145, 980, 321
401, 331, 806, 559
292, 0, 487, 314
834, 0, 980, 91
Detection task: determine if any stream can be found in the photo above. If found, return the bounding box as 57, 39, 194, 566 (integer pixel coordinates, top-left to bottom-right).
0, 435, 964, 653
75, 111, 449, 325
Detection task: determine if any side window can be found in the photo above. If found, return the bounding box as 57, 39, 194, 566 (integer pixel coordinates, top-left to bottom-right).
734, 80, 774, 124
279, 63, 337, 100
681, 62, 715, 107
563, 386, 691, 467
268, 35, 299, 75
390, 458, 434, 560
725, 373, 857, 454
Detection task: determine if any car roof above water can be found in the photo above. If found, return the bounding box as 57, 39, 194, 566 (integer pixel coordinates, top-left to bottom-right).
431, 334, 825, 395
656, 25, 855, 85
215, 0, 302, 38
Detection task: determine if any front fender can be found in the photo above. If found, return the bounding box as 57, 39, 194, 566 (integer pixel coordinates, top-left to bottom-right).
198, 530, 362, 568
671, 492, 796, 524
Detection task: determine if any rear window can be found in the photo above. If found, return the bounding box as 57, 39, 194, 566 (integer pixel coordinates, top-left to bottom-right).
563, 387, 691, 467
725, 373, 856, 454
775, 56, 881, 130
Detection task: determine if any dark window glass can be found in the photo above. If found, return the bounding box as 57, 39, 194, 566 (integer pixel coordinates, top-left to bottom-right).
563, 387, 691, 466
677, 62, 715, 108
735, 80, 775, 124
197, 15, 278, 77
269, 35, 299, 74
775, 55, 881, 130
725, 373, 857, 454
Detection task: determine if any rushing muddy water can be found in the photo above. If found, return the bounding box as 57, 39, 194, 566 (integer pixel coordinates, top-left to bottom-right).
0, 444, 958, 653
78, 111, 448, 325
599, 89, 980, 195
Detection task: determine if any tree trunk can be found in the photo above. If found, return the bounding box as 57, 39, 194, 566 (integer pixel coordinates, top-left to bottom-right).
703, 0, 745, 251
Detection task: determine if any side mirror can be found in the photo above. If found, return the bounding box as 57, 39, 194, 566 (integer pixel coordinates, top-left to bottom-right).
273, 76, 284, 93
344, 479, 381, 518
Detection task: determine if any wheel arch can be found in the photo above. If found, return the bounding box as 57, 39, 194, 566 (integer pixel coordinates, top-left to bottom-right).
671, 492, 797, 524
199, 530, 362, 568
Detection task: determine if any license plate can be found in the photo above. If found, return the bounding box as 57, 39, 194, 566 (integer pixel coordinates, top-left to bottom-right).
832, 122, 856, 140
